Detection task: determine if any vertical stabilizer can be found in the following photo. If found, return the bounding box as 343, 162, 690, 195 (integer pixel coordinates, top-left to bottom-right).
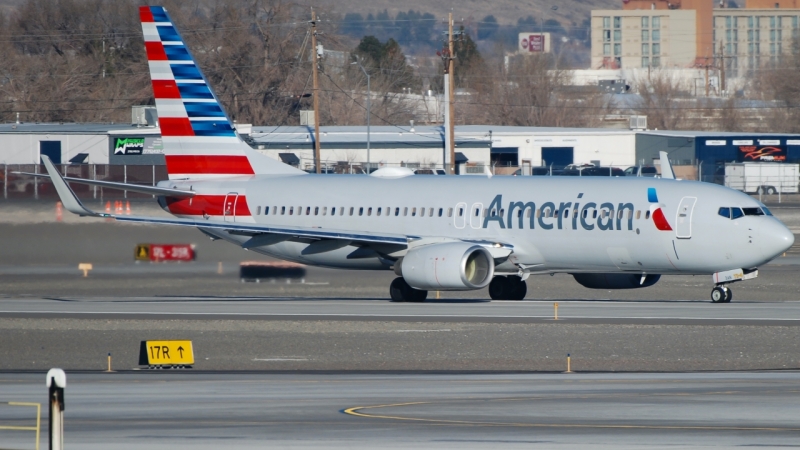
139, 6, 303, 179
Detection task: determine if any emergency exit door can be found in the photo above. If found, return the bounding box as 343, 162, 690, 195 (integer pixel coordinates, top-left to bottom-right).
223, 192, 239, 222
675, 197, 697, 239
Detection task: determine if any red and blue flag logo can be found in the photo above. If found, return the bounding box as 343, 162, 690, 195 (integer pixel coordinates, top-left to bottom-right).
648, 188, 673, 231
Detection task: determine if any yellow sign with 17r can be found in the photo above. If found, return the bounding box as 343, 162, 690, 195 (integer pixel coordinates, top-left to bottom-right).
140, 340, 194, 366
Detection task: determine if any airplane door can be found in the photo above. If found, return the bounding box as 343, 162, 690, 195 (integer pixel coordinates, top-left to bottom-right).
454, 202, 466, 229
675, 196, 697, 239
470, 203, 484, 229
223, 192, 239, 222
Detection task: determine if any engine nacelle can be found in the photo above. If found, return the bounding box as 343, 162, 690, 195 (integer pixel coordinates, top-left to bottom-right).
572, 273, 661, 290
398, 243, 494, 291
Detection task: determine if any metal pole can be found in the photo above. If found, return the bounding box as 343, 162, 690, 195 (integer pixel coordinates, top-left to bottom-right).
92, 165, 97, 199
34, 164, 38, 200
311, 9, 321, 174
448, 12, 456, 175
123, 164, 127, 199
366, 69, 370, 172
46, 369, 65, 450
3, 165, 7, 199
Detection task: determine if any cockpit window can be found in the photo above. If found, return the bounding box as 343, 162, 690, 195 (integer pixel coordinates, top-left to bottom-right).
718, 207, 731, 219
762, 206, 773, 216
742, 207, 765, 216
731, 207, 744, 219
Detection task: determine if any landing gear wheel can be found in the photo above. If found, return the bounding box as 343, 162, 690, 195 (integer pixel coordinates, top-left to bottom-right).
489, 276, 528, 300
507, 275, 528, 301
390, 277, 428, 303
488, 277, 509, 300
723, 287, 732, 303
711, 286, 733, 303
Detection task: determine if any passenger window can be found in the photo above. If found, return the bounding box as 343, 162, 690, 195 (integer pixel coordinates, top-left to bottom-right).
458, 208, 464, 217
322, 207, 327, 216
517, 210, 523, 218
420, 208, 425, 217
349, 207, 354, 216
536, 209, 541, 218
340, 207, 345, 216
565, 209, 570, 218
645, 211, 651, 220
314, 207, 319, 216
404, 207, 409, 216
272, 206, 277, 215
306, 207, 311, 215
265, 206, 270, 215
483, 208, 488, 217
718, 207, 731, 219
281, 206, 286, 215
491, 209, 497, 217
331, 207, 336, 215
368, 207, 372, 216
359, 207, 364, 216
395, 207, 400, 217
289, 207, 294, 215
731, 207, 744, 219
412, 208, 417, 217
635, 210, 641, 220
500, 209, 505, 217
429, 208, 434, 217
439, 208, 444, 217
377, 207, 382, 216
448, 208, 453, 217
256, 206, 261, 215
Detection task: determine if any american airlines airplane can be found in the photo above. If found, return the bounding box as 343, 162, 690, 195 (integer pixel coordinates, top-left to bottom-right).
25, 6, 795, 303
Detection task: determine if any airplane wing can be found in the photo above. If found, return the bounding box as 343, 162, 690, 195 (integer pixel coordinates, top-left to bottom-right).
36, 155, 412, 246
13, 169, 195, 198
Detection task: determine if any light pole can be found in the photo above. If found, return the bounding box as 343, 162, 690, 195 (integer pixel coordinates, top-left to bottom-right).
352, 58, 370, 173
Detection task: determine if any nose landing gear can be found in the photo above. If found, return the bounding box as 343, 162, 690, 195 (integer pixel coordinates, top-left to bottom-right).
711, 285, 732, 303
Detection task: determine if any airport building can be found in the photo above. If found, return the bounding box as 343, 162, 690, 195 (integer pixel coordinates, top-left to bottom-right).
591, 0, 800, 71
2, 122, 800, 180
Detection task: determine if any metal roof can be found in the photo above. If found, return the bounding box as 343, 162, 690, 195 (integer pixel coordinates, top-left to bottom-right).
0, 123, 153, 134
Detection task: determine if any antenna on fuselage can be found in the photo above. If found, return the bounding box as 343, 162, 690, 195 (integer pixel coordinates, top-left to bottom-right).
659, 151, 675, 180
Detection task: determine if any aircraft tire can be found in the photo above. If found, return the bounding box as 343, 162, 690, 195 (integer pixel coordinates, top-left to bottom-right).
711, 286, 726, 303
507, 275, 527, 301
390, 277, 427, 303
488, 276, 509, 300
723, 287, 732, 303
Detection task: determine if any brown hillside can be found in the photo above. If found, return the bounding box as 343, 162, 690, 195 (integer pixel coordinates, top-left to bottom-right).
313, 0, 621, 26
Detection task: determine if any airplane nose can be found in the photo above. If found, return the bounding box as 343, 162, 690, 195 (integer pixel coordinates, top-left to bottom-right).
760, 219, 795, 261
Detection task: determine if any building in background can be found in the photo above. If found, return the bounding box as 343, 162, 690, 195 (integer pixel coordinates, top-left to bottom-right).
592, 0, 800, 73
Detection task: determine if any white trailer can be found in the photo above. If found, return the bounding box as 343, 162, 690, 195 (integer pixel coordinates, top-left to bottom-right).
724, 162, 799, 194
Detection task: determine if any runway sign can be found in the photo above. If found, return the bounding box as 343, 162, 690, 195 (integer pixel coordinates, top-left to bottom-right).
135, 244, 196, 262
139, 340, 194, 366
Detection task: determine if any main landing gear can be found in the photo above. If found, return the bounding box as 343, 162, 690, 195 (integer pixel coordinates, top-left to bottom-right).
390, 277, 428, 302
711, 285, 732, 303
488, 275, 528, 301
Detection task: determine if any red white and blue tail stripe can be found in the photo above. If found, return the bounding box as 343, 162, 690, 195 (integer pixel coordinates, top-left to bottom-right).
140, 6, 301, 179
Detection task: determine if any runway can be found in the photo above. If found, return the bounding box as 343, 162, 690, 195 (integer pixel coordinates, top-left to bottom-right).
1, 372, 799, 449
3, 296, 800, 325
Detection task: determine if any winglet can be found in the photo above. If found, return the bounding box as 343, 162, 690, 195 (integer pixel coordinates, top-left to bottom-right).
659, 151, 675, 180
41, 156, 109, 217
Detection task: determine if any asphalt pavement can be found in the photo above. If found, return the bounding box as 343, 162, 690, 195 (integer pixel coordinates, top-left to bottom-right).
1, 372, 799, 449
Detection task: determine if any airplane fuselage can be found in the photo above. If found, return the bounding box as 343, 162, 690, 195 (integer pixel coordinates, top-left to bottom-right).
160, 175, 792, 276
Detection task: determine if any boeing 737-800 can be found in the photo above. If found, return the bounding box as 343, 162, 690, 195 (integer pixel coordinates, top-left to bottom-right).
23, 6, 795, 303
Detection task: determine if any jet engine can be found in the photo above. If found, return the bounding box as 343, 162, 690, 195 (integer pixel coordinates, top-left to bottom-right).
397, 243, 494, 291
572, 273, 661, 290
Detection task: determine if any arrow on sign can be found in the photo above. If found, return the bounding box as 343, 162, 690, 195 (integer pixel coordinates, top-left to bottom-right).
178, 346, 184, 358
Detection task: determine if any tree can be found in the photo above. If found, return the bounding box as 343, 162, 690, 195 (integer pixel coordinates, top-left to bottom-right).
355, 36, 386, 65
477, 15, 499, 41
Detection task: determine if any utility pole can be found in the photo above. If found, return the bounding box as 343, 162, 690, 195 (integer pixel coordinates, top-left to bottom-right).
719, 40, 726, 95
311, 9, 321, 174
447, 14, 456, 175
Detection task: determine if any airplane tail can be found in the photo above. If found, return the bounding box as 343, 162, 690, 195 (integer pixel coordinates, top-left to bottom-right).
139, 6, 303, 179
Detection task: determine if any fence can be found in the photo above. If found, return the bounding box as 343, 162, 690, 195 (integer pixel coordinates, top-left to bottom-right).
0, 402, 40, 450
2, 164, 168, 201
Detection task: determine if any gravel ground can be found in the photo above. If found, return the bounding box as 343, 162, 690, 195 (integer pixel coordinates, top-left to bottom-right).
1, 318, 799, 372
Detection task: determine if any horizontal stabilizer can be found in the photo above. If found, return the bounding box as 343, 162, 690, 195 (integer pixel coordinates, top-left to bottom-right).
13, 172, 195, 197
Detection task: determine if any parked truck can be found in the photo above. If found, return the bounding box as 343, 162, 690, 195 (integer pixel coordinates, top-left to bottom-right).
724, 162, 799, 194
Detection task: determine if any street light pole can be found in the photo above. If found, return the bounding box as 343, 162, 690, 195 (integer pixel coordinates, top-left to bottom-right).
352, 59, 371, 172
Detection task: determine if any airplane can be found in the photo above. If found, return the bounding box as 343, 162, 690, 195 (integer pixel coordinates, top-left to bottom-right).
20, 5, 794, 304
